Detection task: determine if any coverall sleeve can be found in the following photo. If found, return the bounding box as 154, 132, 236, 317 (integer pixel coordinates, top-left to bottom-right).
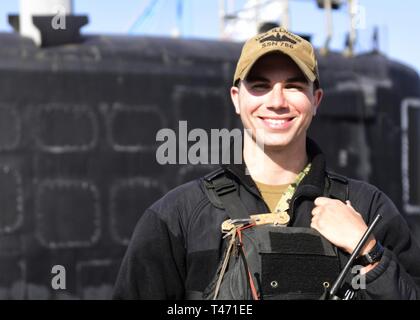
113, 208, 186, 300
358, 191, 420, 299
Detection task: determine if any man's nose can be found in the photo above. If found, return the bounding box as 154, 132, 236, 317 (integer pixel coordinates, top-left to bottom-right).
267, 83, 287, 109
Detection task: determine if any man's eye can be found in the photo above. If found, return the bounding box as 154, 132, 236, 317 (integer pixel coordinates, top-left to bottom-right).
252, 83, 269, 89
285, 84, 304, 90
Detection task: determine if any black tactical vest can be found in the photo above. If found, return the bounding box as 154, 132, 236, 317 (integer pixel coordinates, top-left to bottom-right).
201, 168, 349, 300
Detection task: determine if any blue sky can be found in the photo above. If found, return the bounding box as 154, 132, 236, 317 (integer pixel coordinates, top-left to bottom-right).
0, 0, 419, 74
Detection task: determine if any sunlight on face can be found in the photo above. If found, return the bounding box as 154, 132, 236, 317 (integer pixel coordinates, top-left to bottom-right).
231, 53, 323, 151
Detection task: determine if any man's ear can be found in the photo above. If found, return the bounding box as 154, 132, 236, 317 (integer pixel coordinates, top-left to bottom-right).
312, 88, 323, 116
230, 86, 240, 115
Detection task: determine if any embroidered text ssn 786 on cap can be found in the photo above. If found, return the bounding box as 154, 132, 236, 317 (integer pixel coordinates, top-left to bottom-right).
233, 27, 320, 86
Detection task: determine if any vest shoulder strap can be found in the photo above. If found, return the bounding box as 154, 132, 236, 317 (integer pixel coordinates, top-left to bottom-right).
325, 171, 349, 203
203, 168, 225, 209
203, 168, 250, 220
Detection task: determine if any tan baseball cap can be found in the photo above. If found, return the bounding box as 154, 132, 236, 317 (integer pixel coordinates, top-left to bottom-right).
233, 27, 320, 87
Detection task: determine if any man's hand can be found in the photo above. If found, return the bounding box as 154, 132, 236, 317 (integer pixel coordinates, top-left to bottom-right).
310, 197, 376, 257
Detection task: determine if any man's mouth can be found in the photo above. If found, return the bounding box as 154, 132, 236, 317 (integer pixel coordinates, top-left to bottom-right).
258, 116, 296, 129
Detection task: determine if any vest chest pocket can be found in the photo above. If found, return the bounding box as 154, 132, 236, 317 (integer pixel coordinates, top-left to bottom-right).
253, 226, 341, 300
204, 225, 341, 300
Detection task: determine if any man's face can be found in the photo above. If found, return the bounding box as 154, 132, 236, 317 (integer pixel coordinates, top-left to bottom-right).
231, 53, 323, 151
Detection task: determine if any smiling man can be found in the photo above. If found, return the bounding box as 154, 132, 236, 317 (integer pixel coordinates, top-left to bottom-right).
114, 28, 420, 300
